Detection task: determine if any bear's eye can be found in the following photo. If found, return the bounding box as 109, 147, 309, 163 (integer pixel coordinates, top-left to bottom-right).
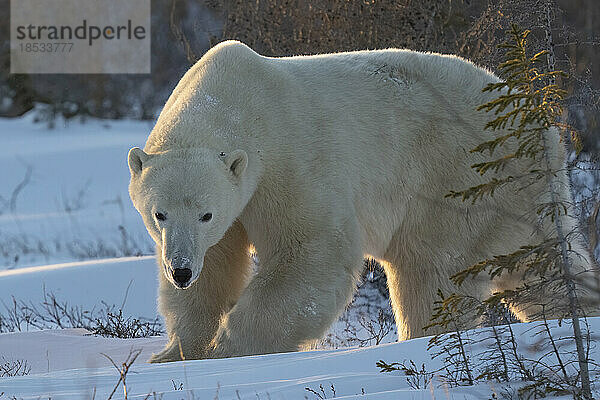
155, 212, 167, 221
200, 213, 212, 222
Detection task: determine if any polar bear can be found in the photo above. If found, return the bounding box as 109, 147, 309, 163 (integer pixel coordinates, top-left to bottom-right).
128, 40, 598, 362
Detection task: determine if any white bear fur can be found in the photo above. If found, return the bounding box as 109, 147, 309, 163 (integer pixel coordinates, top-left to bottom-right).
128, 41, 598, 362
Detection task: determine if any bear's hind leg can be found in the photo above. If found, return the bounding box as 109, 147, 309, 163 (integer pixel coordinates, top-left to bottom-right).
492, 239, 600, 321
382, 234, 487, 341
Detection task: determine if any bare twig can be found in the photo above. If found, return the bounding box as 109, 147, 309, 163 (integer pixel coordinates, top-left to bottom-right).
588, 202, 599, 255
102, 348, 142, 400
169, 0, 198, 64
0, 357, 30, 377
8, 165, 32, 214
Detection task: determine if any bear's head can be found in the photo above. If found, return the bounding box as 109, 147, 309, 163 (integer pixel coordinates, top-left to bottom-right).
128, 147, 248, 289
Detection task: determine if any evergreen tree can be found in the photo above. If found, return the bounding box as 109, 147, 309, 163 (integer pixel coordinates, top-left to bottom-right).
445, 25, 593, 399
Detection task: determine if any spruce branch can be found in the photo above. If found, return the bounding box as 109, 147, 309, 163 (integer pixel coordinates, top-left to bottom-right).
451, 239, 561, 285
540, 4, 592, 394
445, 20, 593, 398
446, 176, 515, 203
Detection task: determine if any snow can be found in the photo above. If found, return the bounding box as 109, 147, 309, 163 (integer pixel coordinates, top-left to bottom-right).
0, 256, 158, 320
0, 326, 472, 399
0, 328, 165, 375
1, 326, 419, 399
1, 314, 597, 399
0, 113, 154, 269
0, 112, 598, 399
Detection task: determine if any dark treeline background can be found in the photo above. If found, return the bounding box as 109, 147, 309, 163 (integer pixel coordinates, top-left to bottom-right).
1, 0, 222, 120
1, 1, 598, 224
1, 1, 597, 148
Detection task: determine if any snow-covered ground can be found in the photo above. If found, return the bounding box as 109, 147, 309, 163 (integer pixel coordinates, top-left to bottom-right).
0, 113, 154, 269
0, 256, 158, 321
0, 328, 445, 399
0, 113, 597, 399
0, 312, 597, 399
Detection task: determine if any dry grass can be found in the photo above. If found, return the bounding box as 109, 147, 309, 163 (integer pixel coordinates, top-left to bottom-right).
0, 357, 30, 378
0, 289, 163, 338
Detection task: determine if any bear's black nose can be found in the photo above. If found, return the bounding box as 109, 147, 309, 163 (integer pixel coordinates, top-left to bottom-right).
173, 268, 192, 287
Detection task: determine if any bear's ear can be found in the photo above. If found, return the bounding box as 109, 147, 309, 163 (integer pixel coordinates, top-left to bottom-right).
223, 149, 248, 179
128, 147, 149, 177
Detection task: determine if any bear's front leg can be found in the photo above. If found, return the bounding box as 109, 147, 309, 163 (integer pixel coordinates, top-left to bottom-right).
151, 270, 221, 362
151, 221, 251, 362
208, 225, 363, 358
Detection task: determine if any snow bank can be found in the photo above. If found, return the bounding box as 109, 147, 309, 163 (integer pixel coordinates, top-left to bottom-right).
3, 318, 598, 399
0, 114, 153, 269
0, 256, 159, 321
